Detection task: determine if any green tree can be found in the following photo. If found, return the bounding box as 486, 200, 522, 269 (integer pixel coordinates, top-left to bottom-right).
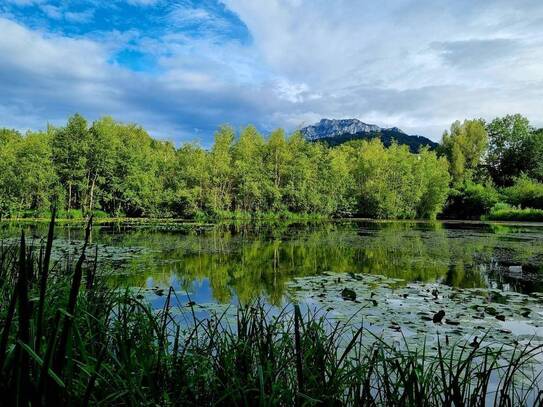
0, 128, 22, 145
525, 128, 543, 182
441, 119, 487, 185
113, 124, 165, 216
0, 130, 59, 217
0, 130, 22, 217
208, 125, 235, 213
16, 132, 60, 212
232, 125, 266, 211
322, 144, 357, 215
264, 128, 290, 210
86, 117, 120, 213
169, 144, 208, 217
486, 114, 533, 186
503, 175, 543, 209
415, 148, 451, 219
52, 113, 90, 210
354, 141, 420, 219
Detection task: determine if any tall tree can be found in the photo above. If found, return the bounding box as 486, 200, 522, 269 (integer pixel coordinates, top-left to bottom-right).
16, 132, 59, 212
173, 143, 209, 216
209, 125, 235, 213
232, 125, 266, 211
52, 113, 90, 210
441, 119, 487, 185
486, 114, 533, 186
0, 130, 22, 217
525, 128, 543, 182
265, 128, 290, 210
86, 117, 119, 213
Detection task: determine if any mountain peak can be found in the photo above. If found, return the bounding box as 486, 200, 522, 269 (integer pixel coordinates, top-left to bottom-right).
299, 118, 437, 152
301, 118, 381, 140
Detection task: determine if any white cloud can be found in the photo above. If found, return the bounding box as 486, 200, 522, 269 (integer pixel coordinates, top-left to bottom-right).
0, 1, 543, 142
40, 4, 62, 19
64, 9, 95, 23
223, 0, 543, 137
126, 0, 160, 6
0, 17, 281, 143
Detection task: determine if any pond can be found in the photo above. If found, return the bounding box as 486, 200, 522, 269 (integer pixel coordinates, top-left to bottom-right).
2, 219, 543, 304
4, 219, 543, 349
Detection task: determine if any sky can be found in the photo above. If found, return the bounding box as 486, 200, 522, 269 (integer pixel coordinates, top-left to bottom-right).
0, 0, 542, 144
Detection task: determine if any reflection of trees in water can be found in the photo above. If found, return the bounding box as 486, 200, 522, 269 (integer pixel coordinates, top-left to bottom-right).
3, 220, 543, 304
104, 221, 506, 304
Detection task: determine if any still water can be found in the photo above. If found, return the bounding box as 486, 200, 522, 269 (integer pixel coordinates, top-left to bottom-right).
2, 219, 543, 305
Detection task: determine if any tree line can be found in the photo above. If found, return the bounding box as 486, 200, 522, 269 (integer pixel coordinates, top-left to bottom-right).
0, 113, 541, 220
439, 114, 543, 219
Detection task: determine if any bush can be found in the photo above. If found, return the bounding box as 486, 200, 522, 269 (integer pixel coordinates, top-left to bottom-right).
442, 182, 500, 219
503, 175, 543, 209
57, 209, 84, 219
92, 210, 110, 218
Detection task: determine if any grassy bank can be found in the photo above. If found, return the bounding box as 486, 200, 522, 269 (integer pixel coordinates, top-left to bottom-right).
1, 209, 328, 224
483, 204, 543, 222
1, 215, 543, 405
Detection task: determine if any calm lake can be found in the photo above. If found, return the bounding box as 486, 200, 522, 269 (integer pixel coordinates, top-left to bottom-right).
5, 218, 543, 350
2, 219, 543, 305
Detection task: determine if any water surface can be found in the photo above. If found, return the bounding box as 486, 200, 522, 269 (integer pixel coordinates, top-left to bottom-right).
2, 219, 543, 305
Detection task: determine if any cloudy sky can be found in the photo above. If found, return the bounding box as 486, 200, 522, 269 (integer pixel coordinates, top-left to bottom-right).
1, 0, 542, 144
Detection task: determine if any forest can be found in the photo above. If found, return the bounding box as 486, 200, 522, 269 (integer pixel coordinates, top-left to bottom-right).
0, 113, 542, 221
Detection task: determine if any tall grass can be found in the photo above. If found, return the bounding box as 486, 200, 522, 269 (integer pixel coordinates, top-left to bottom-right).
484, 203, 543, 222
1, 213, 543, 405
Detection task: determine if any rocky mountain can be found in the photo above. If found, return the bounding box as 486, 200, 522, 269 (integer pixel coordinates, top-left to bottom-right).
300, 119, 438, 152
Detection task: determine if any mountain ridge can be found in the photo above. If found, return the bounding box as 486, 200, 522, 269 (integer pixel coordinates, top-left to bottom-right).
300, 118, 438, 152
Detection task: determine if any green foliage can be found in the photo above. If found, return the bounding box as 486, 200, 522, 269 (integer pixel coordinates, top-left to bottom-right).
526, 128, 543, 181
3, 113, 543, 221
353, 140, 450, 219
503, 175, 543, 210
416, 148, 451, 219
440, 119, 487, 185
486, 114, 536, 186
443, 182, 500, 219
485, 203, 543, 222
52, 113, 90, 210
0, 129, 60, 218
0, 114, 453, 220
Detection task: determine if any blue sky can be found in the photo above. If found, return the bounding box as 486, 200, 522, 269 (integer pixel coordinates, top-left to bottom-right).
1, 0, 542, 144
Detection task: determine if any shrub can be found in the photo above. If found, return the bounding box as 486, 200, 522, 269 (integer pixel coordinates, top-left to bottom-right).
503, 175, 543, 209
442, 182, 500, 219
57, 208, 84, 219
92, 210, 110, 218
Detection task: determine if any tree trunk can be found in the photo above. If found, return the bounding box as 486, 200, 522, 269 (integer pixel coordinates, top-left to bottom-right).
68, 182, 72, 211
88, 175, 96, 214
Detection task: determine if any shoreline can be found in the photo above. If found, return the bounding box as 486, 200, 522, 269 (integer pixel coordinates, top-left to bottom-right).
2, 216, 543, 227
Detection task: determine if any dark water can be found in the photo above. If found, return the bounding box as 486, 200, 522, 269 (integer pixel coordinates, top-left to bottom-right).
2, 220, 543, 304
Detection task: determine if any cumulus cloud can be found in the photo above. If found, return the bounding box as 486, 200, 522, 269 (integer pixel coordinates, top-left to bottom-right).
0, 16, 281, 144
0, 0, 542, 143
224, 0, 543, 136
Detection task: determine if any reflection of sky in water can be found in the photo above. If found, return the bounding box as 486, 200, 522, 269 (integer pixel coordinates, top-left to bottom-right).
145, 277, 225, 310
2, 220, 543, 305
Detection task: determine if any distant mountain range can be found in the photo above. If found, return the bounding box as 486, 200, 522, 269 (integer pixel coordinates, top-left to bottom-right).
300, 119, 438, 152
